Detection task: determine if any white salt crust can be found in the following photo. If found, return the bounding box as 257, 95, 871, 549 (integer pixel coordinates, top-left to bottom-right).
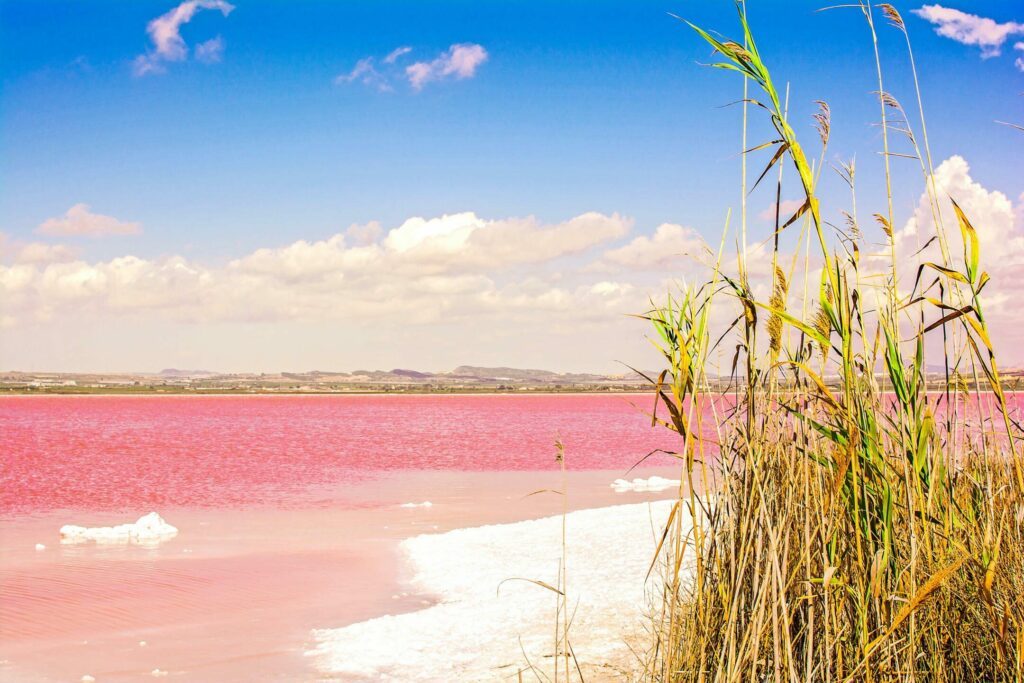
60, 512, 178, 545
610, 475, 681, 492
308, 499, 693, 681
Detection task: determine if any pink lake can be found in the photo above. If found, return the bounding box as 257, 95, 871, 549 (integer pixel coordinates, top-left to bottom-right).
0, 394, 685, 681
1, 394, 684, 515
3, 392, 1018, 681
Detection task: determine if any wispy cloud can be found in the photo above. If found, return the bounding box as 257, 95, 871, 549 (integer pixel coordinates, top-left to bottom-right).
133, 0, 235, 76
912, 5, 1024, 58
1015, 41, 1024, 72
36, 204, 142, 238
406, 43, 488, 90
383, 46, 412, 64
334, 57, 392, 91
194, 36, 225, 64
336, 43, 488, 92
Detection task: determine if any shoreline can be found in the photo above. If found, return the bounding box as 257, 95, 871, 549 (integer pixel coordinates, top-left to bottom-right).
308, 497, 686, 682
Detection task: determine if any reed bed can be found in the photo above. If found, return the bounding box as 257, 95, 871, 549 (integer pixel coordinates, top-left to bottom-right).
635, 3, 1024, 681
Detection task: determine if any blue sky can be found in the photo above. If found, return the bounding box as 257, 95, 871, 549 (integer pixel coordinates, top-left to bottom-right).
1, 1, 1022, 372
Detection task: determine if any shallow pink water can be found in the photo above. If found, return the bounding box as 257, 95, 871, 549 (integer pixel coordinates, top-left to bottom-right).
0, 394, 681, 515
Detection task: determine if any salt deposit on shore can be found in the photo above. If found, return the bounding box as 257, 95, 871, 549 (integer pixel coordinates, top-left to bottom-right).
611, 475, 680, 492
308, 499, 691, 681
59, 512, 178, 545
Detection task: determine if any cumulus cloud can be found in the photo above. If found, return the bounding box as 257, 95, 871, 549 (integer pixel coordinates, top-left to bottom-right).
380, 211, 630, 271
12, 243, 78, 265
1015, 41, 1024, 71
406, 43, 488, 90
133, 0, 234, 76
1, 211, 636, 328
336, 43, 487, 91
890, 155, 1024, 349
36, 204, 141, 238
0, 235, 78, 265
912, 5, 1024, 58
597, 223, 707, 271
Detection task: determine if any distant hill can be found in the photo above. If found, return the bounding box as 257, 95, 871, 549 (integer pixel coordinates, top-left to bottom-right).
451, 366, 562, 380
390, 369, 433, 379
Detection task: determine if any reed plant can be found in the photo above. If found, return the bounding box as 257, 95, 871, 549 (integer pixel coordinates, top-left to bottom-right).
639, 3, 1024, 681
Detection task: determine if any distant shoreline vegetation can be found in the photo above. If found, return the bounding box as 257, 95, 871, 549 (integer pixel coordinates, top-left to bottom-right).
0, 366, 660, 394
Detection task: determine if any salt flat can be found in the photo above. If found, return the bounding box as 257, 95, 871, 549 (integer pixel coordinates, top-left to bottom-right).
309, 499, 692, 682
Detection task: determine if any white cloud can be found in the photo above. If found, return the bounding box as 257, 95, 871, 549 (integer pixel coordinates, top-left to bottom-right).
912, 5, 1024, 58
898, 155, 1020, 257
383, 46, 412, 64
2, 211, 634, 328
1015, 41, 1024, 71
891, 155, 1024, 350
0, 234, 78, 265
337, 43, 488, 91
381, 211, 630, 272
134, 0, 234, 77
598, 223, 707, 271
11, 243, 78, 265
36, 204, 142, 238
406, 43, 488, 90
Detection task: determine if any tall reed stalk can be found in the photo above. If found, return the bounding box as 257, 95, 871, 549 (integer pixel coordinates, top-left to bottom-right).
640, 4, 1024, 680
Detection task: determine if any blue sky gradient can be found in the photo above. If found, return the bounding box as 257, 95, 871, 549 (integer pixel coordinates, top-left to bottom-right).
1, 1, 1022, 371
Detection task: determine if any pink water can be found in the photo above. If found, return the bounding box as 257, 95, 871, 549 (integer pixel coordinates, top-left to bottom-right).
3, 392, 1019, 681
0, 394, 684, 682
1, 394, 681, 515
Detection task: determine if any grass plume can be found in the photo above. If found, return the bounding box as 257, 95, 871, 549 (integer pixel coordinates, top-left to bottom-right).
633, 4, 1024, 681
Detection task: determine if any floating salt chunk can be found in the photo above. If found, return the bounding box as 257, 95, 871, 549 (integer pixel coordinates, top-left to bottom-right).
610, 476, 681, 493
35, 543, 46, 551
59, 512, 178, 545
81, 676, 96, 682
139, 641, 147, 647
398, 501, 433, 508
151, 669, 168, 677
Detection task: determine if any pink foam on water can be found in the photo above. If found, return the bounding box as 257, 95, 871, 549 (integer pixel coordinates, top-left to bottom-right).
0, 394, 683, 514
